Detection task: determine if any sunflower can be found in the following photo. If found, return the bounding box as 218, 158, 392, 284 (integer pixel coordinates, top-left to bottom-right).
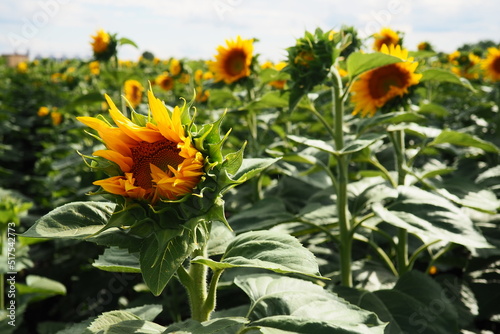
90, 29, 110, 54
373, 27, 400, 51
261, 61, 287, 89
156, 73, 174, 91
77, 90, 205, 204
37, 106, 50, 117
89, 61, 100, 75
350, 44, 422, 117
208, 36, 254, 84
124, 80, 144, 108
481, 47, 500, 82
169, 58, 182, 76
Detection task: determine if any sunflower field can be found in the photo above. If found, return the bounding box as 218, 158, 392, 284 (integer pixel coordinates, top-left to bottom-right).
1, 26, 500, 334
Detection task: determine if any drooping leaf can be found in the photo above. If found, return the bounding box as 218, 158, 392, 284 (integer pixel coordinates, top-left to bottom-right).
237, 274, 386, 333
192, 230, 323, 279
347, 52, 402, 79
372, 186, 491, 249
22, 202, 115, 239
93, 247, 141, 273
420, 68, 474, 90
429, 129, 500, 153
163, 317, 248, 334
335, 271, 459, 334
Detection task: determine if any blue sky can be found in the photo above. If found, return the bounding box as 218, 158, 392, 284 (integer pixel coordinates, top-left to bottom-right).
1, 0, 499, 62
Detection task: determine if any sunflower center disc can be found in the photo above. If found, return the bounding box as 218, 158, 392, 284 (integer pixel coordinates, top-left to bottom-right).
130, 139, 184, 189
369, 65, 409, 99
226, 50, 246, 76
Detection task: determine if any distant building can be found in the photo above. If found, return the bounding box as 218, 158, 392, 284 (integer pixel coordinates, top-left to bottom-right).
2, 53, 29, 67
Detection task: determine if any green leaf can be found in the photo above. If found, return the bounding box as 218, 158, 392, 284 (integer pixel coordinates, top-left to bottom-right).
341, 134, 386, 155
93, 247, 141, 273
347, 52, 402, 79
163, 317, 248, 334
287, 135, 336, 154
87, 310, 141, 333
63, 92, 104, 111
192, 230, 323, 279
336, 271, 459, 334
237, 274, 386, 333
420, 68, 474, 90
22, 202, 115, 239
241, 91, 289, 110
355, 111, 426, 134
139, 229, 195, 296
417, 102, 449, 117
228, 197, 295, 233
227, 158, 280, 184
372, 186, 491, 249
106, 320, 165, 334
429, 129, 500, 153
118, 37, 139, 49
16, 275, 66, 303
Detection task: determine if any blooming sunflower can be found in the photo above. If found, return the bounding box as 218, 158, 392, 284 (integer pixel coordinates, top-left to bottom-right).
124, 79, 144, 108
481, 47, 500, 82
208, 36, 254, 84
156, 73, 174, 91
37, 106, 50, 117
77, 90, 205, 204
89, 61, 100, 75
90, 29, 110, 54
169, 58, 182, 76
373, 27, 400, 51
350, 44, 422, 117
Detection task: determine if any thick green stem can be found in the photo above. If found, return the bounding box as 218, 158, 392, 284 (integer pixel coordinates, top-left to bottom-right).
332, 68, 352, 287
177, 244, 217, 322
391, 129, 409, 275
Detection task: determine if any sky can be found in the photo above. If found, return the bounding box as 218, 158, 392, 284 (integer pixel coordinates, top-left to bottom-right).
1, 0, 499, 62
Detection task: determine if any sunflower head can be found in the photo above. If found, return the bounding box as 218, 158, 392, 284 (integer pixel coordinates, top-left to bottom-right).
90, 29, 117, 61
208, 36, 254, 84
373, 27, 401, 52
350, 44, 422, 117
417, 41, 433, 52
286, 28, 339, 110
156, 73, 174, 91
482, 47, 500, 82
124, 79, 144, 108
169, 58, 182, 77
89, 61, 100, 75
77, 89, 270, 232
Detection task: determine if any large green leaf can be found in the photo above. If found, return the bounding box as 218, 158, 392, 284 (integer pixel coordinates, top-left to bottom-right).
429, 129, 500, 153
163, 317, 248, 333
93, 247, 141, 273
228, 197, 295, 233
228, 158, 281, 184
106, 320, 165, 334
140, 228, 199, 296
241, 91, 289, 110
335, 271, 459, 334
420, 68, 474, 90
372, 186, 491, 249
192, 230, 323, 279
22, 202, 115, 239
347, 52, 402, 79
237, 274, 386, 333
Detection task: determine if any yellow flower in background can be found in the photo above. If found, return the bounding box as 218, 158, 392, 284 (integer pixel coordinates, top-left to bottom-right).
195, 87, 210, 103
90, 29, 110, 54
194, 69, 204, 83
202, 71, 214, 81
417, 41, 433, 52
38, 106, 50, 117
328, 30, 337, 41
293, 50, 315, 67
89, 61, 100, 75
350, 44, 422, 117
51, 73, 62, 82
124, 79, 144, 108
156, 73, 174, 91
373, 27, 400, 51
77, 90, 205, 203
450, 52, 481, 80
178, 73, 190, 84
169, 58, 182, 76
17, 62, 28, 73
261, 61, 287, 89
481, 47, 500, 82
208, 36, 254, 84
51, 109, 62, 126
